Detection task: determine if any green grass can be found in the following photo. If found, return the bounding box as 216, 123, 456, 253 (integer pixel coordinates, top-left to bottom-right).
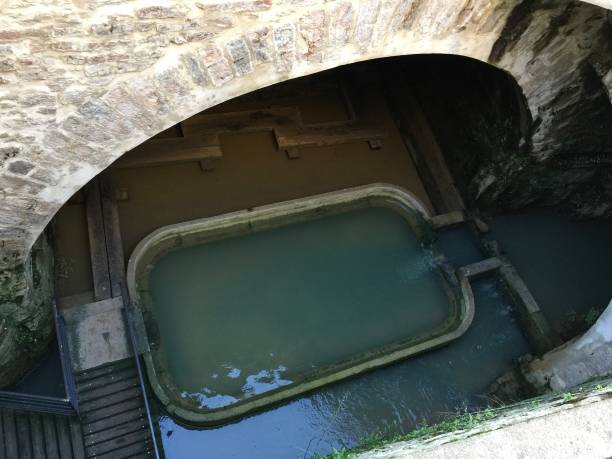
311, 407, 498, 459
310, 378, 612, 458
562, 392, 575, 402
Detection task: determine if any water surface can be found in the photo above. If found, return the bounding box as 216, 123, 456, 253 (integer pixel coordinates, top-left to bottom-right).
8, 337, 66, 398
489, 209, 612, 332
155, 225, 532, 458
149, 207, 451, 409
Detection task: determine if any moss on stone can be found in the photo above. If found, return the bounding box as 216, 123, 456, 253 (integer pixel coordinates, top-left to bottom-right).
314, 377, 612, 458
0, 233, 55, 388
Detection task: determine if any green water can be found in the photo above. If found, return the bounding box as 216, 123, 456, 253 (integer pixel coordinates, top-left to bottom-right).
148, 207, 451, 409
153, 210, 611, 458
156, 224, 533, 458
489, 210, 612, 334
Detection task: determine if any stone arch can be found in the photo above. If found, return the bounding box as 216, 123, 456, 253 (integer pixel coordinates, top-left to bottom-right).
0, 0, 609, 267
0, 0, 610, 389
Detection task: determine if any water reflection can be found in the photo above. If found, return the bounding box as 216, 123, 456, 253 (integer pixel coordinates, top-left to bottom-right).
157, 275, 531, 458
148, 207, 451, 411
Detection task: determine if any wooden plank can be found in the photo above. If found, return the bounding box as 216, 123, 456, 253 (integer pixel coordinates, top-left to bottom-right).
86, 428, 149, 457
181, 107, 299, 136
42, 415, 59, 459
100, 173, 126, 298
0, 410, 5, 459
75, 359, 134, 383
80, 394, 144, 424
127, 452, 153, 459
15, 411, 32, 459
285, 148, 301, 159
85, 179, 112, 302
389, 86, 465, 212
78, 378, 140, 404
275, 124, 387, 149
84, 419, 147, 447
28, 414, 45, 459
114, 134, 222, 169
68, 417, 86, 459
55, 417, 72, 459
80, 387, 142, 414
2, 410, 18, 459
83, 407, 146, 436
77, 366, 137, 394
95, 440, 152, 459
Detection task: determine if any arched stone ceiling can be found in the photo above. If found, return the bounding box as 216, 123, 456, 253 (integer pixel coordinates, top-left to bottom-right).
0, 0, 610, 266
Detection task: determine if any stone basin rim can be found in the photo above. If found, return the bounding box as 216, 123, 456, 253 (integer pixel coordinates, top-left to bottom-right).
126, 183, 475, 426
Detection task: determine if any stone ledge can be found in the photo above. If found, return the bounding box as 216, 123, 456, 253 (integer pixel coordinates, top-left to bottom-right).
352, 379, 612, 458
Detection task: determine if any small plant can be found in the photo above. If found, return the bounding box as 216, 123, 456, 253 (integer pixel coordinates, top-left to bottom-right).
311, 406, 500, 458
330, 449, 349, 459
584, 308, 602, 326
562, 392, 575, 402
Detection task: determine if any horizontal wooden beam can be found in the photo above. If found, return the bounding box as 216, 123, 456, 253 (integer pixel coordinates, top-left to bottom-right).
113, 134, 222, 169
181, 107, 299, 136
275, 124, 387, 149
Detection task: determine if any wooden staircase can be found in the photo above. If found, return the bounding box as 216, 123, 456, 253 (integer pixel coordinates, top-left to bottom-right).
0, 358, 156, 459
0, 409, 85, 458
75, 359, 154, 459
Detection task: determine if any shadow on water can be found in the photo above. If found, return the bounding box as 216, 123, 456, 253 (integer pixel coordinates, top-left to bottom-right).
488, 209, 612, 336
8, 336, 66, 398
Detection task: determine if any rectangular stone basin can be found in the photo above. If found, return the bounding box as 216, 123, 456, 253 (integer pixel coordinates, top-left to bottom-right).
127, 184, 473, 425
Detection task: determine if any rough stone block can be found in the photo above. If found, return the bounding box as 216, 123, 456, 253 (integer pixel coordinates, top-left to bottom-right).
273, 24, 296, 72
226, 38, 253, 76
7, 160, 35, 175
248, 28, 273, 64
299, 10, 328, 60
182, 53, 210, 86
136, 6, 185, 19
78, 99, 136, 136
126, 77, 171, 118
0, 235, 54, 388
60, 114, 113, 144
0, 58, 16, 72
356, 0, 380, 47
330, 2, 355, 46
200, 45, 234, 86
155, 68, 194, 99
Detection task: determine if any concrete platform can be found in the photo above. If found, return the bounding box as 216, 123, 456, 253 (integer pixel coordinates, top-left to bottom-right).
62, 297, 131, 371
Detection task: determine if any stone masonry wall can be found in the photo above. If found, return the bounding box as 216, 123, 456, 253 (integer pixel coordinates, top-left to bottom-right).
0, 0, 609, 267
0, 233, 54, 387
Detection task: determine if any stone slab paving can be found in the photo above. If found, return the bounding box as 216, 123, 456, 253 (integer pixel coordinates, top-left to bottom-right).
62, 297, 131, 371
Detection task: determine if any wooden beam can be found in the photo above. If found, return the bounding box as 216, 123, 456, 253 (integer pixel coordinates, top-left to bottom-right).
2, 410, 18, 459
390, 88, 465, 213
113, 134, 222, 169
85, 180, 111, 302
100, 173, 126, 298
275, 124, 387, 149
180, 106, 300, 136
